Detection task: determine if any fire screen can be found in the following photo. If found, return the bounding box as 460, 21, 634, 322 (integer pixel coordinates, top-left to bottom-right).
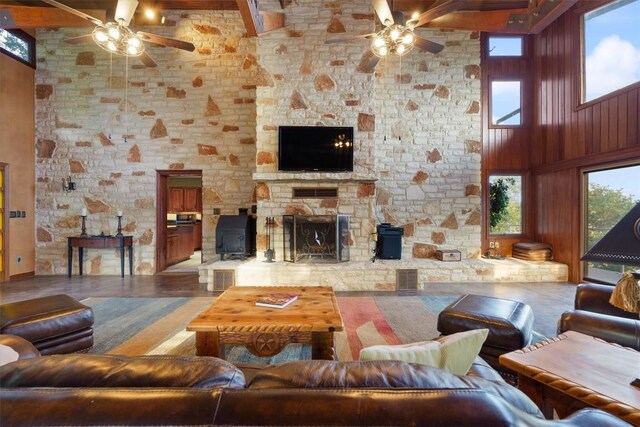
282, 215, 350, 263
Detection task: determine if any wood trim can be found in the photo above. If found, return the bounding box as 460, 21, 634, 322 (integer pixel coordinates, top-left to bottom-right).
9, 271, 34, 281
236, 0, 284, 37
0, 163, 8, 283
155, 170, 202, 273
531, 145, 640, 175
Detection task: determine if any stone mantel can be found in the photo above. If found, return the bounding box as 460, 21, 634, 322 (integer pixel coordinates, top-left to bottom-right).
252, 172, 378, 183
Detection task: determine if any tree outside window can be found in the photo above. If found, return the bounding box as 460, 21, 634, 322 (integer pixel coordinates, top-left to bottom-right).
489, 175, 522, 234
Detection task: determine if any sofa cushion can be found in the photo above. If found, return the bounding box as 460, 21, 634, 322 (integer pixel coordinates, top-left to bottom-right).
0, 344, 19, 367
0, 354, 245, 389
359, 329, 489, 375
246, 359, 542, 417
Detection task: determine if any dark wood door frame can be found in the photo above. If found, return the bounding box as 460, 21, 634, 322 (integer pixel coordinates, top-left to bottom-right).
155, 170, 202, 273
1, 163, 8, 282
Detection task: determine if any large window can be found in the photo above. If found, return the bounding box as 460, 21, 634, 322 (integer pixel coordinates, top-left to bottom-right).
583, 164, 640, 283
582, 0, 640, 102
0, 29, 35, 68
490, 80, 522, 126
489, 175, 523, 235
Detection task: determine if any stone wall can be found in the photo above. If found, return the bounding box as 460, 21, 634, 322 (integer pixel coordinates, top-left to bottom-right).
34, 11, 257, 274
33, 0, 482, 276
253, 0, 482, 262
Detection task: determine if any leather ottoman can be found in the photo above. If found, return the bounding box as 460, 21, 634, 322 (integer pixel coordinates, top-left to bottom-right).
437, 294, 533, 375
0, 294, 94, 355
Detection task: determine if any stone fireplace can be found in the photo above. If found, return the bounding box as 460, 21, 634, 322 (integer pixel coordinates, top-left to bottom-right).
282, 215, 350, 263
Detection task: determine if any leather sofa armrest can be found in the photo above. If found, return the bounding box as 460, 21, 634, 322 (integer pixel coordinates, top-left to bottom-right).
561, 408, 633, 426
558, 309, 640, 350
574, 283, 638, 319
0, 334, 40, 360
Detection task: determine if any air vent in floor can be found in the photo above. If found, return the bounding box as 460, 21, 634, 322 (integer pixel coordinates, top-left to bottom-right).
396, 269, 418, 290
213, 270, 235, 291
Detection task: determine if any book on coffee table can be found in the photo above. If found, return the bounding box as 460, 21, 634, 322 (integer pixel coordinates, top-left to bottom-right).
255, 293, 298, 308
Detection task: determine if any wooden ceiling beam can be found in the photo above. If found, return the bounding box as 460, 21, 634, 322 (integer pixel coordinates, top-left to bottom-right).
422, 9, 532, 34
527, 0, 578, 34
0, 6, 106, 29
236, 0, 283, 37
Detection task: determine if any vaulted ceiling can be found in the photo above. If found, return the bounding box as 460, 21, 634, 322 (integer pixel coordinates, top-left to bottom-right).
1, 0, 577, 35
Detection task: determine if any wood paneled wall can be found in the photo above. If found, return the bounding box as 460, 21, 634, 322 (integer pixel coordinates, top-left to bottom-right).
480, 34, 534, 255
481, 3, 639, 281
530, 3, 640, 282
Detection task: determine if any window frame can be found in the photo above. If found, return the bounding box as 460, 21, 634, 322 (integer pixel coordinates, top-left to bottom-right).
486, 35, 526, 58
487, 172, 526, 237
577, 0, 640, 108
488, 77, 524, 128
580, 160, 640, 284
0, 29, 36, 69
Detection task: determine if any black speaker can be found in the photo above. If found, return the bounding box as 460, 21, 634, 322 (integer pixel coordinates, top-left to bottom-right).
376, 223, 403, 260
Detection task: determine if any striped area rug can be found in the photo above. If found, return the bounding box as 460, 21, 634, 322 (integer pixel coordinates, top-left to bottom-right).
83, 295, 499, 363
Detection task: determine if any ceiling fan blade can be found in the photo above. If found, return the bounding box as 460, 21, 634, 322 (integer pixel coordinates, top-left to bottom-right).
325, 33, 377, 44
136, 31, 196, 52
114, 0, 138, 27
139, 51, 158, 67
413, 0, 465, 28
64, 34, 94, 45
39, 0, 104, 27
414, 36, 444, 54
371, 0, 394, 27
366, 55, 380, 71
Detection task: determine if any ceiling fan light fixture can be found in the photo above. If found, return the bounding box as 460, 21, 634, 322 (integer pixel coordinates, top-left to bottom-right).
94, 31, 108, 42
371, 24, 415, 58
390, 28, 400, 40
107, 41, 117, 51
374, 37, 385, 48
402, 33, 414, 44
108, 26, 121, 40
144, 9, 156, 19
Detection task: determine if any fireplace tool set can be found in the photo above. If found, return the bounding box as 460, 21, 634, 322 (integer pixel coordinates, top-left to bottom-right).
264, 217, 275, 263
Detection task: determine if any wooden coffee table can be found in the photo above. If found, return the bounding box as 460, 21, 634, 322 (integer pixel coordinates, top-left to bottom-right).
187, 286, 344, 360
499, 330, 640, 425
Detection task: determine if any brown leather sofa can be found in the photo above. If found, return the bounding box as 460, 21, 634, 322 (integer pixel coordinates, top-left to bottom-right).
558, 283, 640, 350
0, 334, 630, 426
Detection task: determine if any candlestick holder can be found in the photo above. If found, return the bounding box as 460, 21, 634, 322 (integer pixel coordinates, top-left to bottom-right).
80, 215, 87, 236
116, 215, 123, 237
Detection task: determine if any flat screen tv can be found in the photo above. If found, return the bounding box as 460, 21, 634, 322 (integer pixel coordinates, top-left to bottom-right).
278, 126, 354, 172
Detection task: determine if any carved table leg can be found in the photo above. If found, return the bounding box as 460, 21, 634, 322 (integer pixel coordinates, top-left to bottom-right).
311, 331, 335, 360
518, 374, 555, 419
195, 331, 221, 357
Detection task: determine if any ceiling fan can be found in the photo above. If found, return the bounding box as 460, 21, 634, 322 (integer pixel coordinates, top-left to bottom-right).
325, 0, 466, 70
40, 0, 195, 67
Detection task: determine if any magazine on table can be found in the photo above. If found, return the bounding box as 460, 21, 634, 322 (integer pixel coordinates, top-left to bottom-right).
255, 293, 298, 308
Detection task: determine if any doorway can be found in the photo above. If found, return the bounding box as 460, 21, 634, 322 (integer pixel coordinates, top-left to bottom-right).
155, 170, 203, 273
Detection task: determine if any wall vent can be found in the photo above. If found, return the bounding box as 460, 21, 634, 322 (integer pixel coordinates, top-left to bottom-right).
293, 188, 338, 198
213, 270, 235, 291
396, 269, 418, 290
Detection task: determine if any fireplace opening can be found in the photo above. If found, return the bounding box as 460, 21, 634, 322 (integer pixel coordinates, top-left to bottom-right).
283, 215, 350, 263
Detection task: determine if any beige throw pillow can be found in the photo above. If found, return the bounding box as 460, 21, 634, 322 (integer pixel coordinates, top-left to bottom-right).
359, 329, 489, 376
0, 344, 19, 367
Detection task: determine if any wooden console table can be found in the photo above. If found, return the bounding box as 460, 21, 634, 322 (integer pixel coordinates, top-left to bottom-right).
68, 235, 133, 278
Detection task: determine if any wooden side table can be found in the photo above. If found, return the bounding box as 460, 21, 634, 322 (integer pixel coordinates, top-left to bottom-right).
499, 331, 640, 425
68, 236, 133, 278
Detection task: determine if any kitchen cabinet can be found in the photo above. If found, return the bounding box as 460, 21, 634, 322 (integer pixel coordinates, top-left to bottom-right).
183, 188, 199, 212
194, 222, 202, 250
168, 188, 185, 212
168, 187, 201, 213
166, 225, 195, 265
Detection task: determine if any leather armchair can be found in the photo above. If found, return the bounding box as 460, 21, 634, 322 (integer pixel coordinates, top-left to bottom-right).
558, 283, 640, 350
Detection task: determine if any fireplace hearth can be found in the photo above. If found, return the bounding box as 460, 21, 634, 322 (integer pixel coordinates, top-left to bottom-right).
283, 215, 350, 263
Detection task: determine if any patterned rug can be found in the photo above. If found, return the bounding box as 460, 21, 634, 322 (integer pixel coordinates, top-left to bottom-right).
83, 295, 543, 363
